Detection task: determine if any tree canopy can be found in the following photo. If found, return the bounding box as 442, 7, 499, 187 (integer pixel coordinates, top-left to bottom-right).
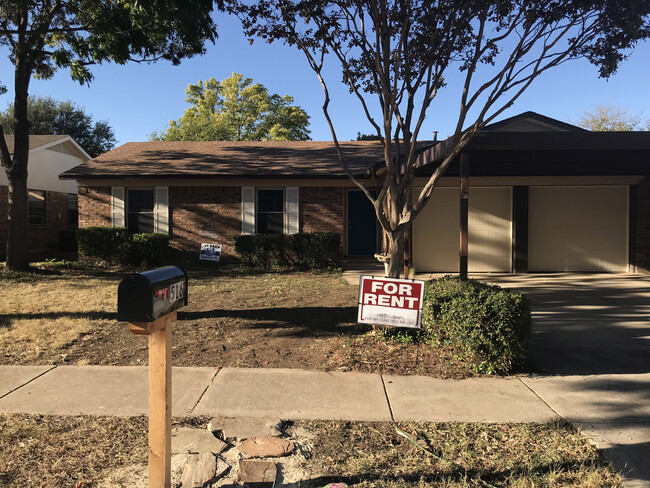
579, 104, 649, 131
152, 73, 311, 141
0, 96, 116, 157
231, 0, 650, 277
0, 0, 221, 270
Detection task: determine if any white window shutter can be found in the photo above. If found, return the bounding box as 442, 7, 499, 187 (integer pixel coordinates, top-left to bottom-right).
155, 186, 169, 234
111, 187, 125, 228
286, 187, 299, 234
242, 187, 255, 235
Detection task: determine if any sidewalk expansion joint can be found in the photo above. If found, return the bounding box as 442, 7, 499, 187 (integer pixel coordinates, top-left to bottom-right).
379, 374, 395, 422
188, 367, 221, 415
0, 365, 58, 401
516, 376, 563, 420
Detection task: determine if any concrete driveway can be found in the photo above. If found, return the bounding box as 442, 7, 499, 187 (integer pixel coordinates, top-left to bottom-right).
482, 273, 650, 488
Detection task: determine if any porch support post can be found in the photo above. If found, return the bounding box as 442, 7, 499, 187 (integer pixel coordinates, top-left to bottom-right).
403, 223, 412, 279
512, 186, 530, 273
459, 152, 469, 280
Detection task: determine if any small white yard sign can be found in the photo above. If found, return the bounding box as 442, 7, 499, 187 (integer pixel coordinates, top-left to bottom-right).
199, 243, 221, 262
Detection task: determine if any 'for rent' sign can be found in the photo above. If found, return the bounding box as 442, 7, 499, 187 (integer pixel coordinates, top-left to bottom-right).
357, 276, 425, 328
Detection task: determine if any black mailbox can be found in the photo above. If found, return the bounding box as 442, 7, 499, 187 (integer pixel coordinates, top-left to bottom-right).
118, 266, 188, 323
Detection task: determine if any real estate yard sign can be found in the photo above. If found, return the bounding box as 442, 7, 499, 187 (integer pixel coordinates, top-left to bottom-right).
199, 243, 221, 261
357, 276, 425, 328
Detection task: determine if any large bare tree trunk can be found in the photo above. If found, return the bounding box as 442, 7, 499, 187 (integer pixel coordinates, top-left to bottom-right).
386, 232, 404, 278
6, 168, 29, 269
4, 55, 31, 270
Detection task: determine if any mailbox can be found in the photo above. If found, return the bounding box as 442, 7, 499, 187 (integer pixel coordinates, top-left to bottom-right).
118, 266, 188, 323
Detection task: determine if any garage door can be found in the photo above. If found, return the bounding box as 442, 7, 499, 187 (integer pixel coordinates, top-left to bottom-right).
412, 187, 512, 272
528, 186, 628, 272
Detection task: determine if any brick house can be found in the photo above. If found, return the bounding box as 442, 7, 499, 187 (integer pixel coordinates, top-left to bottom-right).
60, 112, 650, 273
1, 135, 90, 259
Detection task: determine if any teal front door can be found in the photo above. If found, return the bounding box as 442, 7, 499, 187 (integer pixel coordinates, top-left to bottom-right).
348, 190, 377, 255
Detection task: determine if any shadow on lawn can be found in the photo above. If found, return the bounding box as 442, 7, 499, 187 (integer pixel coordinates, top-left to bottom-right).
268, 457, 613, 487
178, 306, 359, 332
0, 311, 116, 327
0, 306, 359, 334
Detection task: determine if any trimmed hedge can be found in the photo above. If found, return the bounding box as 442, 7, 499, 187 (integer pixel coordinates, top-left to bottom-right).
233, 232, 341, 269
234, 234, 288, 268
119, 233, 169, 267
77, 227, 169, 267
77, 227, 127, 264
289, 232, 341, 269
422, 276, 531, 374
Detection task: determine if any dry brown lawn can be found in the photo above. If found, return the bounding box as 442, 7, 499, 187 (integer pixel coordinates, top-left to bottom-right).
0, 262, 471, 377
0, 413, 621, 487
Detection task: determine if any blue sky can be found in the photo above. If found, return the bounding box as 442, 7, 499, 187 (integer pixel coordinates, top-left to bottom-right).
1, 13, 649, 146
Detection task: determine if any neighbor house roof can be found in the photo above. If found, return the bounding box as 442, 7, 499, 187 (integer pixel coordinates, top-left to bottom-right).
414, 130, 650, 178
60, 140, 436, 180
3, 134, 72, 153
482, 111, 587, 132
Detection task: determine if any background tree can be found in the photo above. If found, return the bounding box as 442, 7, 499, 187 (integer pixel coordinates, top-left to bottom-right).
232, 0, 650, 278
0, 96, 116, 157
151, 73, 310, 141
356, 132, 383, 141
0, 0, 220, 270
579, 104, 649, 131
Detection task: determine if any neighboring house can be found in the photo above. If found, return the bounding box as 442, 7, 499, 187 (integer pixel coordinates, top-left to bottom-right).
60, 112, 650, 273
1, 135, 90, 259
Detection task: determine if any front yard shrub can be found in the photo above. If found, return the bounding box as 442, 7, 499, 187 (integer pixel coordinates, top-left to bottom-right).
77, 226, 127, 264
119, 233, 169, 267
234, 232, 340, 269
422, 276, 532, 374
289, 232, 341, 268
78, 227, 168, 267
233, 234, 289, 268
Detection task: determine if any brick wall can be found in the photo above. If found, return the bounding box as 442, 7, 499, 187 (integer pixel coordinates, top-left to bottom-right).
300, 187, 344, 235
636, 177, 650, 274
1, 185, 73, 259
170, 186, 241, 259
78, 186, 112, 227
74, 184, 347, 261
27, 190, 70, 250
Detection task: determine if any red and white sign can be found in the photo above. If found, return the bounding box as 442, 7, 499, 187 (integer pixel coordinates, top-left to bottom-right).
357, 276, 425, 328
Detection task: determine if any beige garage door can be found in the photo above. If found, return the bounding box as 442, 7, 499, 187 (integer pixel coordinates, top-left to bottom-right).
528, 186, 629, 272
413, 187, 512, 272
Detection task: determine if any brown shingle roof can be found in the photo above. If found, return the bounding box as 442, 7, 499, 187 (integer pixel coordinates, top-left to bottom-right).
60, 140, 435, 180
4, 134, 71, 153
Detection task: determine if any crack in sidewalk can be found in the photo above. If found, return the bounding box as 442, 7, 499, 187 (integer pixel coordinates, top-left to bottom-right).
379, 374, 395, 422
0, 365, 58, 401
516, 375, 562, 419
189, 367, 221, 415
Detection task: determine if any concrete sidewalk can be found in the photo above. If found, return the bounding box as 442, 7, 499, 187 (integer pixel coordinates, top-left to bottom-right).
0, 365, 555, 422
1, 365, 649, 486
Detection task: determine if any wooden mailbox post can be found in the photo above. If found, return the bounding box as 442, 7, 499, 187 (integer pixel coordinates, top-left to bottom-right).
118, 267, 188, 488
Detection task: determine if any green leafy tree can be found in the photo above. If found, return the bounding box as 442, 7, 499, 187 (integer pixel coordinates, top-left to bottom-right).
579, 104, 649, 131
152, 73, 310, 141
232, 0, 650, 278
0, 0, 220, 270
0, 96, 116, 157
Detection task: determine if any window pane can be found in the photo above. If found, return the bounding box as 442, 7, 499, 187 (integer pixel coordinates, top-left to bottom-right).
127, 189, 155, 233
258, 212, 284, 235
28, 190, 46, 226
128, 189, 154, 213
258, 189, 284, 213
68, 194, 78, 227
